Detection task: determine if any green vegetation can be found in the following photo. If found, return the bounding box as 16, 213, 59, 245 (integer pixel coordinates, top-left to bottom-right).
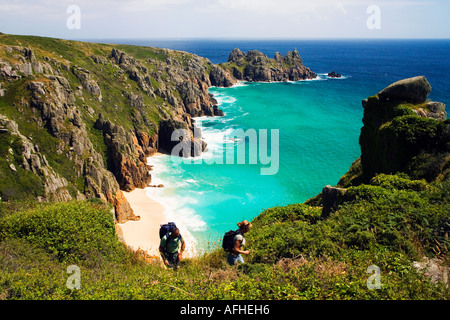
0, 173, 448, 300
0, 132, 45, 201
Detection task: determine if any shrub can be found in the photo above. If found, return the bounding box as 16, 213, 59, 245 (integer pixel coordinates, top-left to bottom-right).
0, 201, 126, 264
370, 174, 429, 191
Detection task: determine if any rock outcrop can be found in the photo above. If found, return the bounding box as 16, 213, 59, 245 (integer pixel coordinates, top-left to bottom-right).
0, 114, 82, 203
158, 118, 206, 157
327, 71, 342, 78
340, 76, 449, 186
378, 76, 432, 104
320, 185, 348, 219
72, 67, 102, 102
110, 48, 234, 118
412, 101, 447, 121
94, 113, 153, 192
222, 48, 317, 82
108, 47, 233, 162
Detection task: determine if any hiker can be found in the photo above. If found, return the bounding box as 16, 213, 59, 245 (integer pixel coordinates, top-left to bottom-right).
159, 227, 186, 268
226, 220, 252, 266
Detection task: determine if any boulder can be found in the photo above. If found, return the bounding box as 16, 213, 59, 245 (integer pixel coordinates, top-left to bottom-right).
412, 102, 447, 121
328, 71, 342, 78
425, 101, 447, 121
16, 62, 33, 76
378, 76, 432, 104
0, 61, 20, 79
321, 185, 348, 219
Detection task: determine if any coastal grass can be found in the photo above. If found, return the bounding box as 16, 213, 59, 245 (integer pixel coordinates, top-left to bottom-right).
0, 174, 449, 300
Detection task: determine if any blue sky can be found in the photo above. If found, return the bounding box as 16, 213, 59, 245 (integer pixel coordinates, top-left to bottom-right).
0, 0, 449, 39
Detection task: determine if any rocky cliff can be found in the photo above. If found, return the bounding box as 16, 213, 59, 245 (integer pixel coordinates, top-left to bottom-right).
220, 48, 317, 82
0, 34, 235, 222
302, 76, 449, 219
338, 76, 449, 188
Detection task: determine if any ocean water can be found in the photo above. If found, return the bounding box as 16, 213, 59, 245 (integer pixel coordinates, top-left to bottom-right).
91, 39, 450, 253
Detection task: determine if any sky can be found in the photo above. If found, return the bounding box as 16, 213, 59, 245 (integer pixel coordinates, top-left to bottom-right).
0, 0, 449, 39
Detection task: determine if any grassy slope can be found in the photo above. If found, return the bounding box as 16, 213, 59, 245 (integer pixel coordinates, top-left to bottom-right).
0, 33, 169, 130
0, 34, 184, 200
0, 173, 448, 300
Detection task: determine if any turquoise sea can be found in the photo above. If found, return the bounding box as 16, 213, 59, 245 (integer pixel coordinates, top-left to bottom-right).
93, 39, 450, 253
148, 75, 363, 252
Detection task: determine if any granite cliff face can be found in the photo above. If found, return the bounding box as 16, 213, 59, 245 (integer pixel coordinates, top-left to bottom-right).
221, 48, 317, 82
339, 76, 449, 187
0, 35, 235, 222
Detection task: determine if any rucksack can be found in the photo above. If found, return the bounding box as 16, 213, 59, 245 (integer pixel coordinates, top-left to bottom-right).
222, 229, 241, 252
159, 222, 181, 241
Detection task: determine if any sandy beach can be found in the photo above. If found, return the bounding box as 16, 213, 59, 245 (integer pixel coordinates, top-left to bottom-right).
119, 188, 166, 258
118, 155, 198, 260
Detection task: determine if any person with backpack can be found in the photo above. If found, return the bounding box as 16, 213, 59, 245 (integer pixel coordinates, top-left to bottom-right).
159, 225, 185, 268
223, 220, 252, 266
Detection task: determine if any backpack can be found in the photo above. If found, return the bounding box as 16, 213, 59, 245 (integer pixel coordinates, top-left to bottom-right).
222, 229, 241, 252
159, 222, 181, 241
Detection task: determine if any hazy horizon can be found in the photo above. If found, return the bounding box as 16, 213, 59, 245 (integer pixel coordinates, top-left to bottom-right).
3, 34, 450, 41
1, 0, 449, 40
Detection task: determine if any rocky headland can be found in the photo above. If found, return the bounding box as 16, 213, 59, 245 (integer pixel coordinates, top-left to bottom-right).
220, 48, 317, 82
0, 34, 236, 223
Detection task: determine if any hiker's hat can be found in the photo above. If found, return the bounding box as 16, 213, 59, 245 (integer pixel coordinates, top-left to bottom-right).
238, 220, 252, 229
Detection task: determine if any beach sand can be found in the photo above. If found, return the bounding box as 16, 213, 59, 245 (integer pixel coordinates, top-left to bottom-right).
119, 188, 166, 258
117, 154, 198, 260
